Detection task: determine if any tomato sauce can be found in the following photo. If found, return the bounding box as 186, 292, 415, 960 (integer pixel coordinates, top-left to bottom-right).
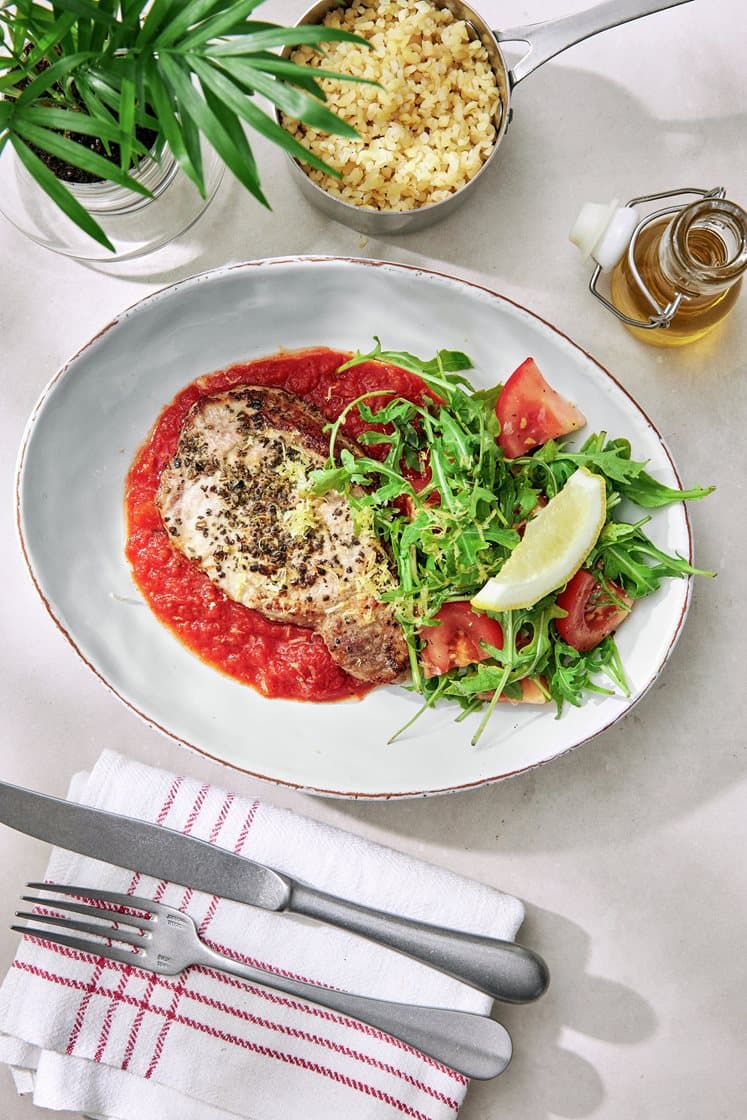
125, 347, 430, 702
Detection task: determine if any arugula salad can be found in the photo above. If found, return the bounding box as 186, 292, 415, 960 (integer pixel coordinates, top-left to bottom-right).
311, 342, 713, 744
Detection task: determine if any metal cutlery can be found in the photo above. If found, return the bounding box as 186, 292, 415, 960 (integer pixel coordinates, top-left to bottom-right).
0, 778, 549, 1003
13, 882, 513, 1081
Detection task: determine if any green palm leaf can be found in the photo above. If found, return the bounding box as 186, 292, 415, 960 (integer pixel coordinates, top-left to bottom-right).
16, 52, 96, 107
24, 11, 78, 68
1, 0, 374, 250
22, 104, 136, 145
40, 0, 116, 28
120, 0, 151, 23
10, 134, 114, 250
12, 118, 152, 192
73, 70, 120, 126
178, 100, 205, 185
201, 81, 258, 182
158, 52, 268, 206
152, 0, 225, 47
188, 54, 340, 178
136, 0, 185, 46
117, 68, 136, 170
73, 9, 94, 52
84, 71, 160, 131
216, 56, 358, 136
207, 26, 369, 55
144, 58, 203, 191
0, 67, 28, 94
5, 7, 29, 57
236, 54, 376, 94
91, 0, 121, 52
173, 0, 267, 50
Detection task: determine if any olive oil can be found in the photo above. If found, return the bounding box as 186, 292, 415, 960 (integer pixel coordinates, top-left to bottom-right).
609, 198, 747, 348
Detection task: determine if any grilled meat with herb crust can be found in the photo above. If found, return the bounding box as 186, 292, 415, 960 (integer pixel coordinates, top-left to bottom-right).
156, 386, 408, 684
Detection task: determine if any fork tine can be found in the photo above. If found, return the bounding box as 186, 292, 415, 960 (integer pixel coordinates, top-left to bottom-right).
15, 910, 148, 948
12, 924, 145, 969
20, 894, 149, 930
27, 883, 160, 916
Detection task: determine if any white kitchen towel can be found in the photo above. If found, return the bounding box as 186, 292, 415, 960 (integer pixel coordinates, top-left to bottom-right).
0, 750, 524, 1120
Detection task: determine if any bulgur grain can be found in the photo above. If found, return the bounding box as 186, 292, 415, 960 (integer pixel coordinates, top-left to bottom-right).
285, 0, 500, 211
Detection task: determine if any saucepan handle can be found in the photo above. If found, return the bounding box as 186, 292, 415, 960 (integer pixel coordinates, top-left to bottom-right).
495, 0, 694, 87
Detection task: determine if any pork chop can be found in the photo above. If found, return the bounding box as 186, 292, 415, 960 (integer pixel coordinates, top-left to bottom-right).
156, 386, 408, 684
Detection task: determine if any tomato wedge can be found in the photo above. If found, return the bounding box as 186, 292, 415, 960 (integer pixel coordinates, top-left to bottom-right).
420, 601, 503, 679
497, 357, 586, 459
555, 570, 633, 652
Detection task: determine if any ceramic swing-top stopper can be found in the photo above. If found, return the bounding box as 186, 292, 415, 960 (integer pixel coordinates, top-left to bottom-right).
569, 200, 639, 270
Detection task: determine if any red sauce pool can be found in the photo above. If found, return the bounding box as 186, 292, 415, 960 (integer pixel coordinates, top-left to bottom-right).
125, 347, 430, 702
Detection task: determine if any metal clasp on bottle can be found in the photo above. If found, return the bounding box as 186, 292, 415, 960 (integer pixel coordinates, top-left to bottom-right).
589, 186, 727, 331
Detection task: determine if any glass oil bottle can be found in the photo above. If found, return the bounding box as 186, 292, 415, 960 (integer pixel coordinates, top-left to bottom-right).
570, 188, 747, 347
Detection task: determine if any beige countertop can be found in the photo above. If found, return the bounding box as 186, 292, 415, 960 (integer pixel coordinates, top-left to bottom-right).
1, 0, 745, 1116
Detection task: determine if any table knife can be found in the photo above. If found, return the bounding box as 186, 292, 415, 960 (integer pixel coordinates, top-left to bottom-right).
0, 778, 549, 1003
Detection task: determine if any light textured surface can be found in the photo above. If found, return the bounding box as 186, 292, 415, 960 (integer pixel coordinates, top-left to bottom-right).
1, 0, 745, 1117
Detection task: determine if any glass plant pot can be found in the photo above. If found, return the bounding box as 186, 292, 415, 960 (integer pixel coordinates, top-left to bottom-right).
0, 140, 224, 262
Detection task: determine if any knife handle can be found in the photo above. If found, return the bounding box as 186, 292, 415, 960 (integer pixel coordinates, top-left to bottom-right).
289, 884, 549, 1004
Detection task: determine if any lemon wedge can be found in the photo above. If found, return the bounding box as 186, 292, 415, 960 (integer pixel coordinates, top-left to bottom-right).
472, 467, 606, 612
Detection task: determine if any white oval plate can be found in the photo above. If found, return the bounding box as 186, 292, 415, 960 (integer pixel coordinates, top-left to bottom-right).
17, 258, 693, 798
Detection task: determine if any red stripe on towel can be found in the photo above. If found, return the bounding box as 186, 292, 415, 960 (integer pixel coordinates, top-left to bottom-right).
65, 776, 185, 1057
143, 786, 238, 1079
198, 792, 236, 935
198, 940, 467, 1084
19, 925, 467, 1090
126, 776, 184, 899
13, 961, 448, 1119
120, 777, 204, 1071
19, 787, 466, 1109
16, 946, 464, 1107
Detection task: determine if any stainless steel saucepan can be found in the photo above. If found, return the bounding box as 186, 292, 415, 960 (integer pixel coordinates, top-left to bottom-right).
283, 0, 694, 234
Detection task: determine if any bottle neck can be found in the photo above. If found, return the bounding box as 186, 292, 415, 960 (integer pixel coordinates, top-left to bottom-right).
658, 197, 747, 295
658, 197, 747, 297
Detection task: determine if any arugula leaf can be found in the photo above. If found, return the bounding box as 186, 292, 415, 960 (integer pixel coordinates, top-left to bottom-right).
591, 518, 714, 597
338, 338, 476, 401
318, 342, 714, 744
615, 472, 714, 509
524, 433, 715, 507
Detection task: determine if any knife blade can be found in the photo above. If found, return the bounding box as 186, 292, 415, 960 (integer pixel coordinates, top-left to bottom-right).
0, 778, 549, 1003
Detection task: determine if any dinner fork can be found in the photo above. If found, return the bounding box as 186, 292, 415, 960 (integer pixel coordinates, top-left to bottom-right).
13, 882, 512, 1080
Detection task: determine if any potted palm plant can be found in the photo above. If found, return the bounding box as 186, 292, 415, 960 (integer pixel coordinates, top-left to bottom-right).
0, 0, 366, 259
